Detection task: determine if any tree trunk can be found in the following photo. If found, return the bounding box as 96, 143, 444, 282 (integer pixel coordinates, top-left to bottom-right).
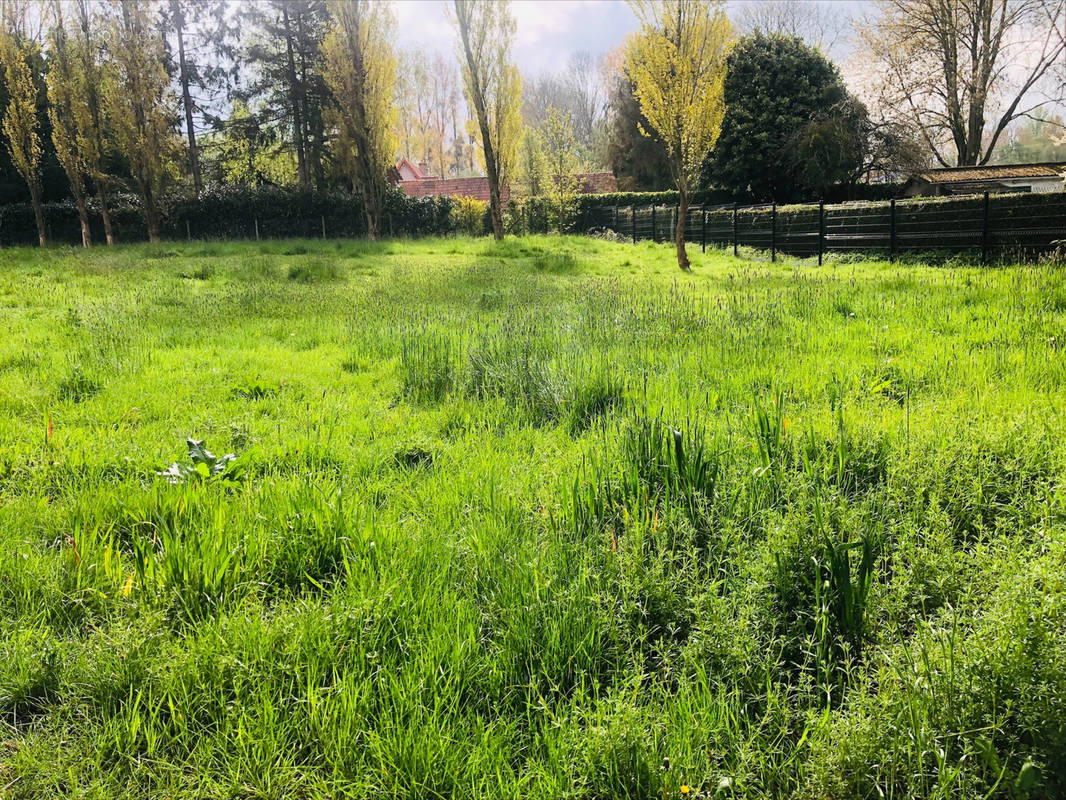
295, 11, 323, 190
29, 182, 46, 247
74, 191, 91, 247
282, 6, 310, 190
172, 0, 202, 195
363, 192, 381, 241
143, 185, 161, 244
675, 188, 690, 271
487, 174, 504, 240
97, 183, 115, 245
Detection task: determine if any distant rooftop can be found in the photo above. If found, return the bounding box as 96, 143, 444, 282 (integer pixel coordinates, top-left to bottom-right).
915, 162, 1066, 184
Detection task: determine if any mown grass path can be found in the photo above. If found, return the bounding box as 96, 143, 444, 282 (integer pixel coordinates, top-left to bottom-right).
1, 237, 1064, 798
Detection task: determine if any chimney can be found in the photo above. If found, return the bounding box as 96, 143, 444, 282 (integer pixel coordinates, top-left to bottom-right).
418, 161, 430, 177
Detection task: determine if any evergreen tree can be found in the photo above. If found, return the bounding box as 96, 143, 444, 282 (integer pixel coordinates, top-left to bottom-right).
242, 1, 330, 190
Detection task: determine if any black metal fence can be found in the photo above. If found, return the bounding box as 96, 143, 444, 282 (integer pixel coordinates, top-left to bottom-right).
584, 191, 1066, 263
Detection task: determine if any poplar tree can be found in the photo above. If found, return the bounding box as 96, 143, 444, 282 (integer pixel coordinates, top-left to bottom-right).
625, 0, 731, 271
73, 0, 115, 245
321, 0, 396, 239
45, 1, 91, 246
451, 0, 522, 240
0, 2, 45, 245
106, 0, 177, 243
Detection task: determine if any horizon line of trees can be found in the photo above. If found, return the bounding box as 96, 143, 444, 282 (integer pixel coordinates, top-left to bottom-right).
0, 0, 1062, 252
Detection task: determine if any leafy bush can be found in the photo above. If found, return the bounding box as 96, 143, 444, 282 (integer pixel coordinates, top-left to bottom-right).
450, 195, 489, 236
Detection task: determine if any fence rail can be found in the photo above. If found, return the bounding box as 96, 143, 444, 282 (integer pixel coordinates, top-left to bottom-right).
583, 191, 1066, 263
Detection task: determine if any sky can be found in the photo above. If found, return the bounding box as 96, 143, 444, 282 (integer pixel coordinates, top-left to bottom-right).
394, 0, 870, 77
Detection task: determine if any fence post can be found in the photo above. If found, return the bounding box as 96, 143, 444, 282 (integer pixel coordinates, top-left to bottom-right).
632, 207, 637, 244
613, 205, 619, 232
732, 202, 738, 257
701, 207, 707, 252
771, 202, 777, 263
817, 200, 825, 266
889, 198, 896, 262
651, 205, 657, 243
254, 216, 260, 241
321, 215, 326, 239
981, 191, 990, 264
186, 220, 191, 242
674, 204, 679, 244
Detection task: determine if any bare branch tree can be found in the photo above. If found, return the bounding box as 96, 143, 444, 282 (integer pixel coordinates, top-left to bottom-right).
857, 0, 1066, 166
735, 0, 851, 52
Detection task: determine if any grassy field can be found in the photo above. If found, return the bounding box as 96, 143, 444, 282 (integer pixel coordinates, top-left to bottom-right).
1, 236, 1064, 799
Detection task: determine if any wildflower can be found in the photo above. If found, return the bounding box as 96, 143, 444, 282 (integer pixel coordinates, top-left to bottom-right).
680, 786, 690, 795
121, 574, 134, 597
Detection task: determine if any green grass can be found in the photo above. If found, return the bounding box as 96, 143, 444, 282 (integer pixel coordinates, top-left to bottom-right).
1, 235, 1065, 799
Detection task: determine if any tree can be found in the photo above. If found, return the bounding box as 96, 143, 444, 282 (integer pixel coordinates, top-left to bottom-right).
204, 99, 296, 186
857, 0, 1066, 167
736, 0, 851, 51
540, 107, 579, 231
450, 0, 522, 240
71, 0, 115, 244
394, 50, 443, 173
428, 53, 458, 178
0, 3, 45, 245
702, 33, 852, 202
243, 1, 330, 190
516, 125, 546, 197
45, 0, 92, 246
605, 71, 671, 191
106, 0, 178, 243
521, 52, 608, 165
625, 0, 731, 271
163, 0, 238, 196
993, 113, 1066, 163
321, 0, 396, 240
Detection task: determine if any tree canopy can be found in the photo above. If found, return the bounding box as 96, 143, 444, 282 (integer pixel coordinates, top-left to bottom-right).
701, 32, 852, 202
625, 0, 731, 270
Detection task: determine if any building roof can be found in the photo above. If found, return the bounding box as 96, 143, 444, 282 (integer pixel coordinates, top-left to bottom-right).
393, 165, 617, 202
397, 176, 507, 204
914, 162, 1066, 184
396, 157, 432, 180
576, 172, 618, 193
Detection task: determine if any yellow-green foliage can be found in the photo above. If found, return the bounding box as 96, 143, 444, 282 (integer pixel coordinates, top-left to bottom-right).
0, 30, 42, 196
450, 194, 488, 235
624, 0, 732, 192
321, 0, 397, 239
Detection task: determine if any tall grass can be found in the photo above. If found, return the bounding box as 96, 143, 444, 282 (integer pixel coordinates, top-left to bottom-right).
0, 236, 1063, 798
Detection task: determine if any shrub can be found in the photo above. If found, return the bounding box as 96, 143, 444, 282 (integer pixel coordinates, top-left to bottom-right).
450, 195, 490, 236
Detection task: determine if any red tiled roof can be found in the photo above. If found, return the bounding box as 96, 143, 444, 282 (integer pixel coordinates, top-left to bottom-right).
396, 170, 618, 202
396, 157, 431, 180
576, 172, 618, 193
398, 177, 508, 204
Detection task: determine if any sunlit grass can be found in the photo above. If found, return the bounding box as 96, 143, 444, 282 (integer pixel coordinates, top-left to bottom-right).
1, 236, 1064, 798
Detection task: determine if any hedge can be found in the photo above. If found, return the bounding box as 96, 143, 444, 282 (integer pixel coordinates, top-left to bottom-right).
0, 186, 457, 246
